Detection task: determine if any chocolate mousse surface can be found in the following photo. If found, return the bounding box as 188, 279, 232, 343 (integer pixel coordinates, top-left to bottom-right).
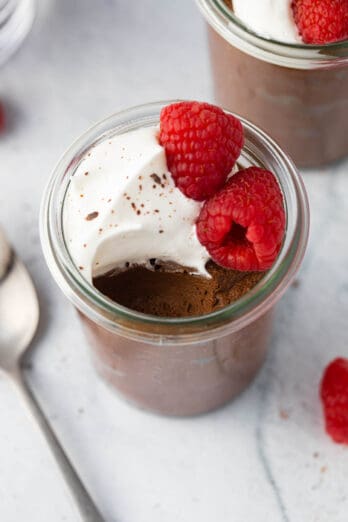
93, 261, 264, 318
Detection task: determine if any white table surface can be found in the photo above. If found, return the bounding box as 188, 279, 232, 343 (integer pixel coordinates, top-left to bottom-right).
1, 1, 348, 521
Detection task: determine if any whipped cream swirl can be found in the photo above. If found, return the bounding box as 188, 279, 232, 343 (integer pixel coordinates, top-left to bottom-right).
63, 126, 210, 282
232, 0, 302, 44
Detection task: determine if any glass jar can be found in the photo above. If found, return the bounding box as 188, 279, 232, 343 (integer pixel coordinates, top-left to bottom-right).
196, 0, 348, 168
0, 0, 35, 66
40, 101, 309, 416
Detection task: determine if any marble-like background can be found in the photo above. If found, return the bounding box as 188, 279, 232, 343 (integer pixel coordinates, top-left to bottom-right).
0, 1, 347, 520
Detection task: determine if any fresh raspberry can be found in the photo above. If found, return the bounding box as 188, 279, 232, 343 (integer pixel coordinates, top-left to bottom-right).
159, 101, 244, 201
196, 167, 285, 272
292, 0, 348, 44
320, 358, 348, 444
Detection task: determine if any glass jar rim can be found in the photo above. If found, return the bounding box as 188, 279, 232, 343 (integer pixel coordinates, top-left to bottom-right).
196, 0, 348, 68
40, 100, 309, 343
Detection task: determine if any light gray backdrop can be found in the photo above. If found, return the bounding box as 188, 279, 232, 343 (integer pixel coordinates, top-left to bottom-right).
0, 1, 347, 521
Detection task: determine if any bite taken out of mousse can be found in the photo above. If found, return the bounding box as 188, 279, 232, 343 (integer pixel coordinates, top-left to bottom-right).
64, 101, 286, 318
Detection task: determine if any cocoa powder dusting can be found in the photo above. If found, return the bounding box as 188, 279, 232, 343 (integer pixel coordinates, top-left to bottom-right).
85, 211, 99, 221
150, 173, 162, 185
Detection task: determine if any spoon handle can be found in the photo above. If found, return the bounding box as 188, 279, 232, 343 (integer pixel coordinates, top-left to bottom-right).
11, 371, 105, 522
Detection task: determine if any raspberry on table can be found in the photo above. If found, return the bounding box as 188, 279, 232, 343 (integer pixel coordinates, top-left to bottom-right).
196, 167, 286, 272
320, 358, 348, 444
292, 0, 348, 44
159, 101, 244, 201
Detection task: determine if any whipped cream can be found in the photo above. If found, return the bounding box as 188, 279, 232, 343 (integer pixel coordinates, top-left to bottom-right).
63, 126, 210, 282
232, 0, 302, 44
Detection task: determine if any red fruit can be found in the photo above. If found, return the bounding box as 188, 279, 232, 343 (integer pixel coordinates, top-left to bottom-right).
292, 0, 348, 44
196, 167, 285, 272
320, 358, 348, 444
159, 101, 244, 201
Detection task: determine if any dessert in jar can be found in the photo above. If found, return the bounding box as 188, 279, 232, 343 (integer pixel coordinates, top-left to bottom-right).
195, 0, 348, 167
41, 100, 309, 416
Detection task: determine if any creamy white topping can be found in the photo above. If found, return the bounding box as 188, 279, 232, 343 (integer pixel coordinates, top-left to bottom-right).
63, 126, 210, 282
232, 0, 302, 44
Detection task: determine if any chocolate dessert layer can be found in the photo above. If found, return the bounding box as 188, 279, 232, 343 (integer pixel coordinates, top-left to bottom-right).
209, 2, 348, 167
93, 261, 264, 318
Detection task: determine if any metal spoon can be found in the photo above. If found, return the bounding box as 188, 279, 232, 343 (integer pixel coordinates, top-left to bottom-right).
0, 227, 105, 522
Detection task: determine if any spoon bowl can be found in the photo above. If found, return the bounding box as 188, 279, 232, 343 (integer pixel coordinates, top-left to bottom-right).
0, 256, 39, 372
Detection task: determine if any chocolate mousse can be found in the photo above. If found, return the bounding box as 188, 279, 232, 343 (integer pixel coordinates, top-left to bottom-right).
43, 100, 298, 416
93, 261, 264, 318
197, 0, 348, 167
87, 103, 282, 319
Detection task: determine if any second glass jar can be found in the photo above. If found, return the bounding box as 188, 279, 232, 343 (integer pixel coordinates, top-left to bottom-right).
196, 0, 348, 168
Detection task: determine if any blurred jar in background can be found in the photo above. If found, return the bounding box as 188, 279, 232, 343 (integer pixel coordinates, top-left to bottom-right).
0, 0, 34, 66
195, 0, 348, 168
